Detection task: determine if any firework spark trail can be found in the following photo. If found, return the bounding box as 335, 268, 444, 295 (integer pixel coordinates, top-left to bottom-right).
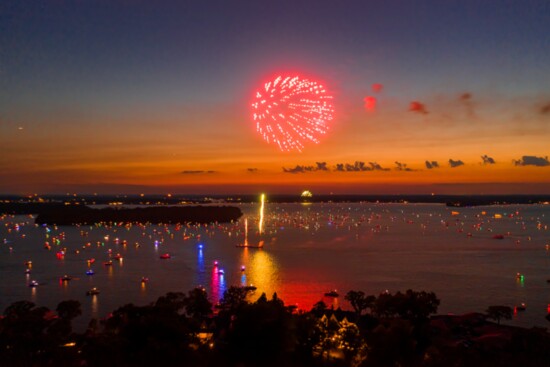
251, 75, 334, 152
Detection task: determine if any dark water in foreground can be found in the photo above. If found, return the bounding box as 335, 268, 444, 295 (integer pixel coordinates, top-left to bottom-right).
1, 203, 549, 329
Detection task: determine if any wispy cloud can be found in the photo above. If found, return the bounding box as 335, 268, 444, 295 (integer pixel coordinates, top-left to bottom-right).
282, 165, 317, 174
368, 162, 390, 171
282, 161, 329, 173
459, 92, 476, 118
425, 160, 439, 169
315, 162, 329, 171
409, 101, 428, 114
181, 170, 217, 174
394, 161, 415, 171
513, 155, 550, 167
481, 155, 496, 164
449, 159, 464, 168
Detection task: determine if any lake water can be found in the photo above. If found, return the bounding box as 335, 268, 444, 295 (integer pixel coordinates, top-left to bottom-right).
1, 202, 549, 329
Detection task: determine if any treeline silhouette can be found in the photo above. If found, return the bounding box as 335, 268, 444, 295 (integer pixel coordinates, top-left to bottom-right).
31, 205, 242, 225
1, 288, 549, 367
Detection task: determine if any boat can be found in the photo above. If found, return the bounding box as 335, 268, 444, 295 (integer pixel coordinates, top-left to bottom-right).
243, 285, 257, 291
141, 277, 149, 283
86, 269, 95, 276
324, 290, 339, 298
60, 275, 72, 281
236, 240, 265, 249
87, 258, 96, 264
236, 243, 264, 248
103, 260, 113, 266
86, 287, 100, 296
492, 234, 505, 239
515, 303, 526, 311
24, 269, 31, 274
28, 280, 39, 287
113, 253, 123, 260
160, 253, 171, 259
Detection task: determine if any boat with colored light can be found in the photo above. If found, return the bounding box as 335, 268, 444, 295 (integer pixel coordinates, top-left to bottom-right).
86, 287, 100, 296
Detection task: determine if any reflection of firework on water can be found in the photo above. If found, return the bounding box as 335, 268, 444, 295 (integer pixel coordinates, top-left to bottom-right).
251, 75, 334, 152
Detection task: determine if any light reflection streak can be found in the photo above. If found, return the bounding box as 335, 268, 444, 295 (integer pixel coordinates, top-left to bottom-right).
259, 194, 265, 235
91, 295, 98, 318
196, 248, 206, 286
247, 250, 279, 298
211, 264, 220, 304
30, 287, 36, 302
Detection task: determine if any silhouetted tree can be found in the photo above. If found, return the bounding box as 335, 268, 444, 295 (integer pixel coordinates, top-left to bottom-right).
220, 292, 295, 365
373, 290, 439, 323
56, 300, 82, 320
311, 300, 327, 317
0, 301, 52, 366
155, 291, 186, 313
183, 287, 212, 321
345, 290, 375, 316
219, 286, 249, 312
486, 305, 513, 325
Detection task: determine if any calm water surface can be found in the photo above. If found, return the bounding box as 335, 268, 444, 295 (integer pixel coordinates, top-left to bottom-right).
1, 203, 549, 329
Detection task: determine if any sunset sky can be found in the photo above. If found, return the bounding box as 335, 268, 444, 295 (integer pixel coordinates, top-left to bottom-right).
1, 0, 549, 195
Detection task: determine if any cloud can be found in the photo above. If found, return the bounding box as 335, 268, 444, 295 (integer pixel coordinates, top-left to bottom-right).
459, 92, 476, 118
513, 155, 550, 167
282, 165, 317, 174
346, 161, 368, 171
540, 102, 550, 114
282, 162, 328, 173
316, 162, 329, 171
448, 159, 465, 168
409, 101, 428, 114
181, 170, 216, 174
371, 83, 383, 93
368, 162, 390, 171
425, 161, 439, 169
334, 161, 367, 172
334, 161, 389, 172
247, 168, 258, 173
394, 161, 415, 171
459, 92, 472, 101
481, 155, 495, 164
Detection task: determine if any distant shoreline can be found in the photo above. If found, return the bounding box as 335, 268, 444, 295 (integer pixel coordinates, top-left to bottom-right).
1, 194, 549, 209
0, 203, 242, 225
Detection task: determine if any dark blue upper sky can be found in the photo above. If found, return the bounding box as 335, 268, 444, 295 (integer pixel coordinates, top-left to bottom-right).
1, 0, 549, 194
2, 0, 548, 113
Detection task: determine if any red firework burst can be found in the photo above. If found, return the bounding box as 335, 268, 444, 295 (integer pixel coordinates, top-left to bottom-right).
251, 75, 334, 152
